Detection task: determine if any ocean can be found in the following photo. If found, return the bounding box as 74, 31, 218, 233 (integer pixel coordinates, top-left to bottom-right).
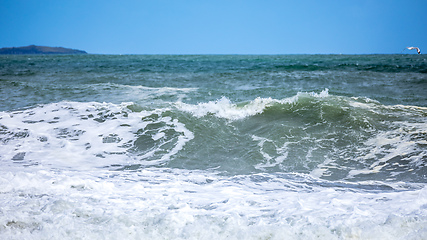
0, 54, 426, 239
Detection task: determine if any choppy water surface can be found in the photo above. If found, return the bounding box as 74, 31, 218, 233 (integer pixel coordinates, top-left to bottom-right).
0, 54, 426, 239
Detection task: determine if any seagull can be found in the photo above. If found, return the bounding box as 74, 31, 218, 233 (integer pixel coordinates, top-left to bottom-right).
406, 47, 421, 54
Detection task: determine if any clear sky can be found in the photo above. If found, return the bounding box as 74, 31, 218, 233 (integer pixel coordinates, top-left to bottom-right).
1, 0, 426, 54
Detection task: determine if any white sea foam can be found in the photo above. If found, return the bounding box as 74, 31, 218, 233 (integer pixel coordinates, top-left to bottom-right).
252, 135, 290, 170
348, 120, 427, 179
0, 101, 193, 170
0, 168, 426, 239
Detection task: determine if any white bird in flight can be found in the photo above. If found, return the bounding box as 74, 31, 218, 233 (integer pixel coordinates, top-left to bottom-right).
406, 47, 421, 54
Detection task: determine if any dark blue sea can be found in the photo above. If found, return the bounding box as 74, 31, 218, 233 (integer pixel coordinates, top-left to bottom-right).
1, 54, 426, 239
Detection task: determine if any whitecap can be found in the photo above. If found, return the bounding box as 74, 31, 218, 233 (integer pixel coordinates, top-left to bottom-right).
176, 89, 330, 120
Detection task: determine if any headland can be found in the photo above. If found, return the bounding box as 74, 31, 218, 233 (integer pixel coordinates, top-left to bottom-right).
0, 45, 87, 54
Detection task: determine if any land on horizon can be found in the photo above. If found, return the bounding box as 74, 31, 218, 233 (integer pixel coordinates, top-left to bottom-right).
0, 45, 87, 55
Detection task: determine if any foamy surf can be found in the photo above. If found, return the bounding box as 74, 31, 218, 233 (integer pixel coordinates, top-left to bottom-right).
0, 168, 426, 239
0, 101, 194, 170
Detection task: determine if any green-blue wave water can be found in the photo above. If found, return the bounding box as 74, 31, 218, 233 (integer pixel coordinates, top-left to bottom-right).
0, 55, 426, 239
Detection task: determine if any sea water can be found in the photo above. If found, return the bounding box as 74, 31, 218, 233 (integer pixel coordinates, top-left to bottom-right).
0, 54, 426, 239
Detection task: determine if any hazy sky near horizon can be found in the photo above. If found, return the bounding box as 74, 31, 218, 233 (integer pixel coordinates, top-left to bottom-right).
1, 0, 426, 54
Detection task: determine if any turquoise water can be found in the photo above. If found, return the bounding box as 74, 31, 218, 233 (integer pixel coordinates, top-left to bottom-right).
0, 55, 426, 239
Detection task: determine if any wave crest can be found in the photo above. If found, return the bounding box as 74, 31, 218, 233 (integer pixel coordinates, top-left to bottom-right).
176, 89, 330, 120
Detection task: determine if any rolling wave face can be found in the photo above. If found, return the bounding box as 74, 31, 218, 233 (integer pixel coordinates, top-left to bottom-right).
175, 90, 427, 182
1, 90, 426, 183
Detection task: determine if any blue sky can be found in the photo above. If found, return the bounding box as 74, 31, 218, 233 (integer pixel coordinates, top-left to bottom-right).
1, 0, 426, 54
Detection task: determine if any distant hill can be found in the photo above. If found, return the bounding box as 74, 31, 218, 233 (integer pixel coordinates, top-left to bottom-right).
0, 45, 87, 55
